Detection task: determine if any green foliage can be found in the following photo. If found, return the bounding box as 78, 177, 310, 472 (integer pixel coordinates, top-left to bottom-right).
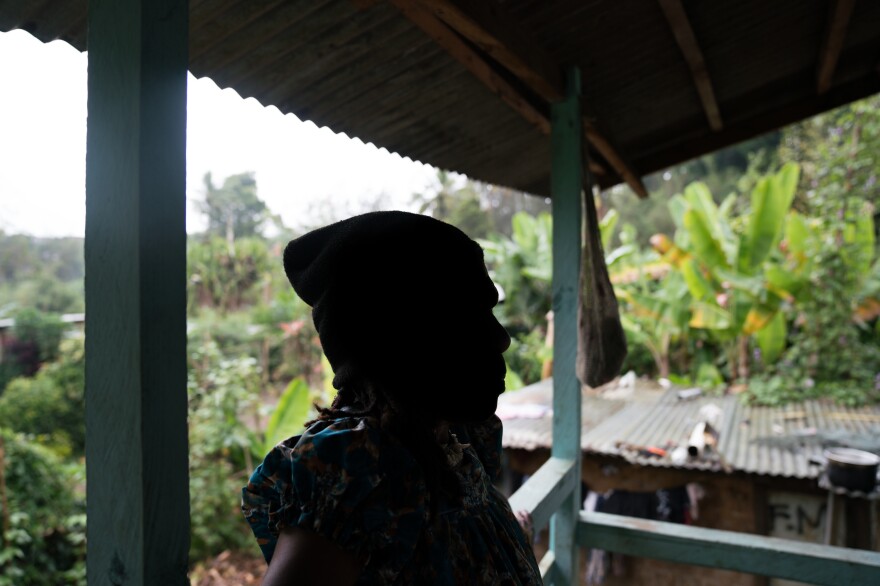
186, 337, 320, 562
0, 429, 85, 586
199, 172, 271, 241
0, 338, 85, 456
504, 362, 525, 392
746, 95, 880, 406
617, 271, 692, 378
653, 165, 804, 381
504, 330, 550, 387
11, 309, 66, 363
188, 236, 271, 314
412, 170, 495, 239
0, 232, 84, 315
260, 378, 311, 456
187, 340, 262, 560
606, 133, 782, 247
250, 289, 324, 388
481, 212, 553, 335
1, 309, 68, 391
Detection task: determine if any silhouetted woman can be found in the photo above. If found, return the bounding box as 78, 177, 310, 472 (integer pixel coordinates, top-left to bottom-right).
242, 211, 541, 585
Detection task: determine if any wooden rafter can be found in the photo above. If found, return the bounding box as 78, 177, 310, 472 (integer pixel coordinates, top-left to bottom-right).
389, 0, 550, 134
391, 0, 647, 197
583, 121, 647, 198
657, 0, 723, 131
817, 0, 857, 95
414, 0, 564, 102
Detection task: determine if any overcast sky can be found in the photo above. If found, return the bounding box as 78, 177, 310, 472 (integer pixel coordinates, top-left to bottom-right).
0, 30, 439, 238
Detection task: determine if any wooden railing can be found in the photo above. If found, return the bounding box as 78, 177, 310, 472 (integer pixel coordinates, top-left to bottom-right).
507, 460, 880, 585
577, 511, 880, 586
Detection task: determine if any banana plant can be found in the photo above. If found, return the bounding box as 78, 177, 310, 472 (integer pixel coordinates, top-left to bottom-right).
479, 212, 553, 333
252, 377, 312, 459
616, 271, 692, 378
654, 163, 808, 379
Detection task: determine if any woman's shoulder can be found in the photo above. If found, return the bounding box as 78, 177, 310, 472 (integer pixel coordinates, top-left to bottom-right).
242, 415, 424, 564
295, 416, 383, 469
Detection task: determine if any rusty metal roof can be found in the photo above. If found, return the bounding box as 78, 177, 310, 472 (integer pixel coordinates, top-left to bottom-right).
499, 379, 880, 479
2, 1, 879, 197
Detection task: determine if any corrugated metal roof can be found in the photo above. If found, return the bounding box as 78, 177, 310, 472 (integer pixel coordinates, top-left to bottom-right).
2, 1, 879, 196
498, 378, 630, 451
499, 379, 880, 479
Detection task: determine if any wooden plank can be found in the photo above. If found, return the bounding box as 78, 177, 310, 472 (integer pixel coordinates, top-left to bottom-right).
657, 0, 723, 131
538, 550, 557, 583
578, 511, 880, 586
189, 0, 289, 64
583, 121, 648, 198
549, 66, 583, 586
508, 457, 577, 534
414, 0, 564, 102
817, 0, 857, 95
351, 0, 383, 10
405, 0, 633, 192
85, 0, 190, 584
390, 0, 551, 135
625, 74, 880, 183
190, 0, 324, 74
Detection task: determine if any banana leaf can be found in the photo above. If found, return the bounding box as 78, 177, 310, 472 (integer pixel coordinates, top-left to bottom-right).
755, 310, 787, 363
262, 377, 311, 454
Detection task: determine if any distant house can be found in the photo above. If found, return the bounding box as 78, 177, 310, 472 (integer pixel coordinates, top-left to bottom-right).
498, 378, 880, 586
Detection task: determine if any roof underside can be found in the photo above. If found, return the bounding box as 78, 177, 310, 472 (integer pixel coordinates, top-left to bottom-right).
3, 0, 879, 197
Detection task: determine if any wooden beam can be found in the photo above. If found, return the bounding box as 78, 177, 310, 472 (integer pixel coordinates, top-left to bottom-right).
583, 120, 648, 198
817, 0, 857, 95
351, 0, 382, 9
86, 0, 190, 583
657, 0, 723, 131
390, 0, 550, 134
394, 0, 645, 196
508, 457, 578, 534
627, 74, 880, 182
538, 551, 557, 583
414, 0, 564, 102
550, 67, 583, 586
578, 511, 880, 586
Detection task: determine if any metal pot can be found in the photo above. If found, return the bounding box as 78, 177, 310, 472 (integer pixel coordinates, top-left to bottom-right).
822, 447, 879, 493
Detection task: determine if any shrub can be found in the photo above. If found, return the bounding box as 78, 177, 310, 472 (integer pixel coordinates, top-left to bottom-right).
187, 340, 261, 561
0, 339, 85, 456
0, 429, 85, 586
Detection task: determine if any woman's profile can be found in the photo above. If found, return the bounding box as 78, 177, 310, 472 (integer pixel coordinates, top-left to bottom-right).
242, 211, 541, 584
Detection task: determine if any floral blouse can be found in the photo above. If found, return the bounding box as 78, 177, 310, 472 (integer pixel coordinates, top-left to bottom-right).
242, 414, 542, 585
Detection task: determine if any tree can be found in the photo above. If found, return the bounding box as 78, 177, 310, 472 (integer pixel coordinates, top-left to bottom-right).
187, 236, 270, 314
747, 95, 880, 405
650, 165, 803, 381
198, 172, 270, 243
412, 170, 494, 239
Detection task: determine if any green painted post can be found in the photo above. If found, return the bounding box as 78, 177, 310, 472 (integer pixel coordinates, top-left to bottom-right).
550, 66, 583, 585
85, 1, 189, 584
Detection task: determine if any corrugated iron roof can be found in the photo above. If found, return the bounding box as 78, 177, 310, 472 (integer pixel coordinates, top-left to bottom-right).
498, 378, 630, 451
499, 378, 880, 479
2, 1, 879, 196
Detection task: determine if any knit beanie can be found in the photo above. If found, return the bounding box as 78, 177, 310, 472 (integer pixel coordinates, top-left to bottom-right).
283, 211, 486, 391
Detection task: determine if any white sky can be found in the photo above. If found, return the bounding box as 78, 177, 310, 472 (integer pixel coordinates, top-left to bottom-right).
0, 30, 439, 237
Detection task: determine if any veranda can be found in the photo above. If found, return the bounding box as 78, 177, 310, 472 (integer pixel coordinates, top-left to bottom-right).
2, 1, 879, 584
